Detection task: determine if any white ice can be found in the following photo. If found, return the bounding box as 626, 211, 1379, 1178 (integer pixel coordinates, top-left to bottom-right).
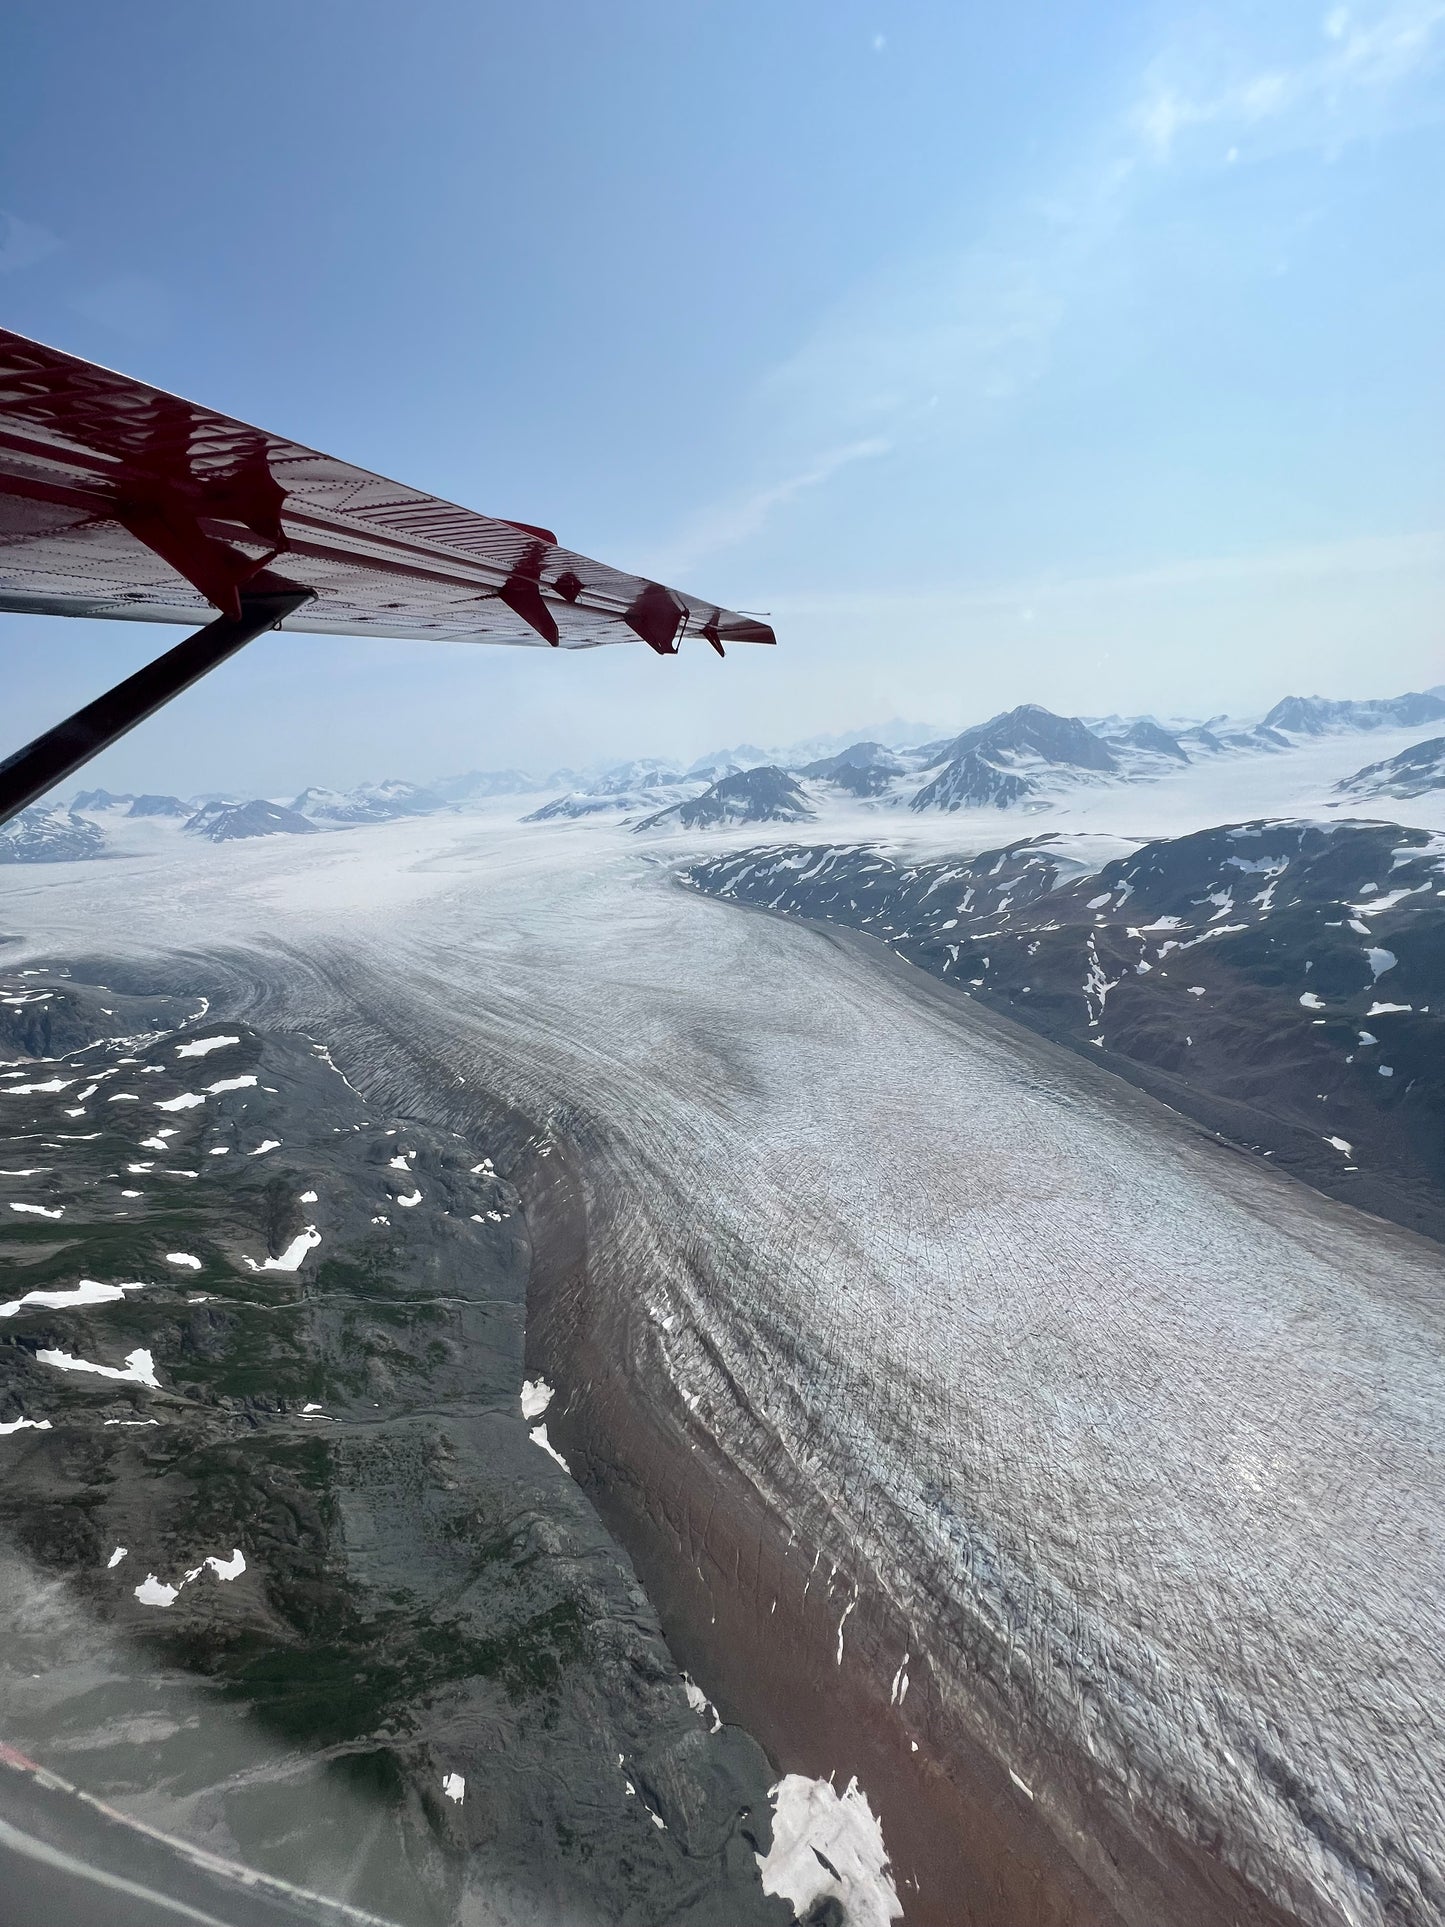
528, 1423, 570, 1472
242, 1227, 320, 1272
134, 1575, 179, 1607
176, 1035, 240, 1058
520, 1376, 554, 1420
756, 1774, 902, 1927
37, 1346, 158, 1388
1, 1279, 144, 1317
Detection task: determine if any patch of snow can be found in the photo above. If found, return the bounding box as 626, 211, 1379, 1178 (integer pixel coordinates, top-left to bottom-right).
836, 1593, 858, 1665
165, 1252, 202, 1269
529, 1422, 570, 1472
176, 1035, 240, 1058
38, 1345, 158, 1387
106, 1546, 128, 1568
299, 1189, 318, 1203
134, 1575, 179, 1608
243, 1227, 321, 1273
0, 1415, 51, 1435
206, 1075, 257, 1095
756, 1775, 902, 1927
442, 1772, 465, 1804
682, 1673, 723, 1732
1299, 993, 1326, 1010
521, 1377, 554, 1419
155, 1092, 205, 1112
396, 1189, 422, 1207
9, 1202, 63, 1218
200, 1548, 246, 1581
248, 1139, 281, 1155
1366, 947, 1397, 980
1, 1279, 144, 1317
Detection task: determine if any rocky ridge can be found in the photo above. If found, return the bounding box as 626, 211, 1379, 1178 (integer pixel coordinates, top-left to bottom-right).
684, 819, 1445, 1237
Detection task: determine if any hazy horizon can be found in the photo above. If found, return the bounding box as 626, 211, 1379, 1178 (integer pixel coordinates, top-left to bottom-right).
26, 653, 1445, 806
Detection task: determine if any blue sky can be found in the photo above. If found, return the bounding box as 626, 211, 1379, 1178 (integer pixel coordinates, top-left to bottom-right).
2, 0, 1443, 794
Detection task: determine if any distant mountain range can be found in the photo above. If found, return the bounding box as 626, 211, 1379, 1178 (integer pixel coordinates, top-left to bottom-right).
4, 684, 1440, 861
290, 780, 444, 824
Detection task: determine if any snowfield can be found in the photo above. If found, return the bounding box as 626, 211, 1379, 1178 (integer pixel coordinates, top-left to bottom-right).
2, 791, 1443, 1927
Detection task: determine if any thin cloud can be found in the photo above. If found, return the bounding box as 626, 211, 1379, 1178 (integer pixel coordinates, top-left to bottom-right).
747, 3, 1442, 469
0, 211, 61, 275
1133, 0, 1445, 159
650, 437, 890, 575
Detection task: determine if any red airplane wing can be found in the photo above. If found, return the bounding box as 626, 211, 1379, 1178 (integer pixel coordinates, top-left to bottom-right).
0, 328, 773, 657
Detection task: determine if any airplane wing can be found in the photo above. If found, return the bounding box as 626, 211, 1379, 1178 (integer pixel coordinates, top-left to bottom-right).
0, 328, 774, 656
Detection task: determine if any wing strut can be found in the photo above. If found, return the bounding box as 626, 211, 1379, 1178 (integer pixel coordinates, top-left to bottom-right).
0, 586, 312, 829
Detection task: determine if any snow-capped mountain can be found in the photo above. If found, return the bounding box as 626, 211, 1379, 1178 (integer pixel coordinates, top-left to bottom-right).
588, 759, 689, 795
524, 762, 707, 823
291, 779, 444, 823
685, 745, 771, 780
126, 793, 190, 817
637, 765, 815, 832
1262, 690, 1445, 735
525, 791, 631, 823
1092, 717, 1191, 766
0, 805, 108, 863
910, 704, 1115, 813
798, 741, 907, 796
71, 788, 135, 812
186, 799, 319, 842
1336, 736, 1445, 801
431, 767, 545, 801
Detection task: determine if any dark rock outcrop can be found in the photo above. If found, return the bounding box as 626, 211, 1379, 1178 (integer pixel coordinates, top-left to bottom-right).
186, 801, 319, 842
1337, 736, 1445, 801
